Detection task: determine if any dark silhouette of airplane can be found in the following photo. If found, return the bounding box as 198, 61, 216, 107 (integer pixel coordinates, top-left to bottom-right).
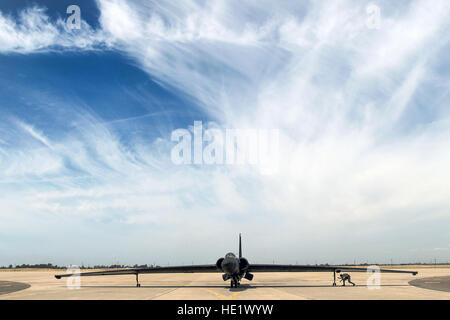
55, 234, 417, 288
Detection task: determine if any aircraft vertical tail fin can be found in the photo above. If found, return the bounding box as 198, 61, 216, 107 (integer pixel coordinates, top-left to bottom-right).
239, 233, 242, 258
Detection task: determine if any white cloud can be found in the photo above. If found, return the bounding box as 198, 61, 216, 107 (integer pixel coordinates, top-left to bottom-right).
16, 120, 53, 148
0, 6, 109, 53
0, 0, 449, 264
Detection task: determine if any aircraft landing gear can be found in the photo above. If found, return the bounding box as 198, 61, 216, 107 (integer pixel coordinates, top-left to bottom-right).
136, 273, 141, 287
230, 278, 240, 288
332, 270, 337, 286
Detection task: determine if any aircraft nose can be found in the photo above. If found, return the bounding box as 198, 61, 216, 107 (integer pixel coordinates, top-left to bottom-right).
221, 259, 237, 274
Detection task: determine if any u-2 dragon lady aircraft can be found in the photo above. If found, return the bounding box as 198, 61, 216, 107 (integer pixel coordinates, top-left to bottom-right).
55, 234, 417, 288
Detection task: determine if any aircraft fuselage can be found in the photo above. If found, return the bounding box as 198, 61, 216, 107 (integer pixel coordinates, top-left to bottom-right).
221, 253, 240, 275
216, 252, 252, 288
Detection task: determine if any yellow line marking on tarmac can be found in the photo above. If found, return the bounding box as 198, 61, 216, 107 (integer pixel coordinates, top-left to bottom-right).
201, 289, 227, 300
231, 292, 241, 300
201, 288, 242, 300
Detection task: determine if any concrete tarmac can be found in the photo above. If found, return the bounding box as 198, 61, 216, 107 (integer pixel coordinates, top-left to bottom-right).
409, 276, 450, 293
0, 267, 449, 300
0, 281, 30, 295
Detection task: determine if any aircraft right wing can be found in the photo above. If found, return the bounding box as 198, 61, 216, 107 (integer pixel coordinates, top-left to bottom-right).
55, 265, 220, 279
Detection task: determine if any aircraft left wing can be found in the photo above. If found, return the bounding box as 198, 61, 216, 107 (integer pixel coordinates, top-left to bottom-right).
54, 265, 220, 279
248, 264, 418, 275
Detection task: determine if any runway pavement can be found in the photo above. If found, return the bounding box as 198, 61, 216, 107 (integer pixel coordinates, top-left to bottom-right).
409, 276, 450, 293
0, 267, 449, 300
0, 281, 30, 295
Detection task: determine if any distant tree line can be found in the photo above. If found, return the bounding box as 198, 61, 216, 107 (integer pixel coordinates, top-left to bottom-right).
1, 262, 449, 269
0, 263, 65, 269
0, 263, 160, 269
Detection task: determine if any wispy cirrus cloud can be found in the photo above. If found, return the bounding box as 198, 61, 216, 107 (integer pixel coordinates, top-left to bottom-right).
0, 6, 109, 53
0, 0, 449, 265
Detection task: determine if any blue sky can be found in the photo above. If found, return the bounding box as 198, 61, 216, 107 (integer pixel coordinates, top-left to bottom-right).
0, 0, 449, 267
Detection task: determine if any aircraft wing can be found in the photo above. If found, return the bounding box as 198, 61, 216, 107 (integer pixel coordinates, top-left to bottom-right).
248, 264, 418, 275
55, 265, 219, 279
